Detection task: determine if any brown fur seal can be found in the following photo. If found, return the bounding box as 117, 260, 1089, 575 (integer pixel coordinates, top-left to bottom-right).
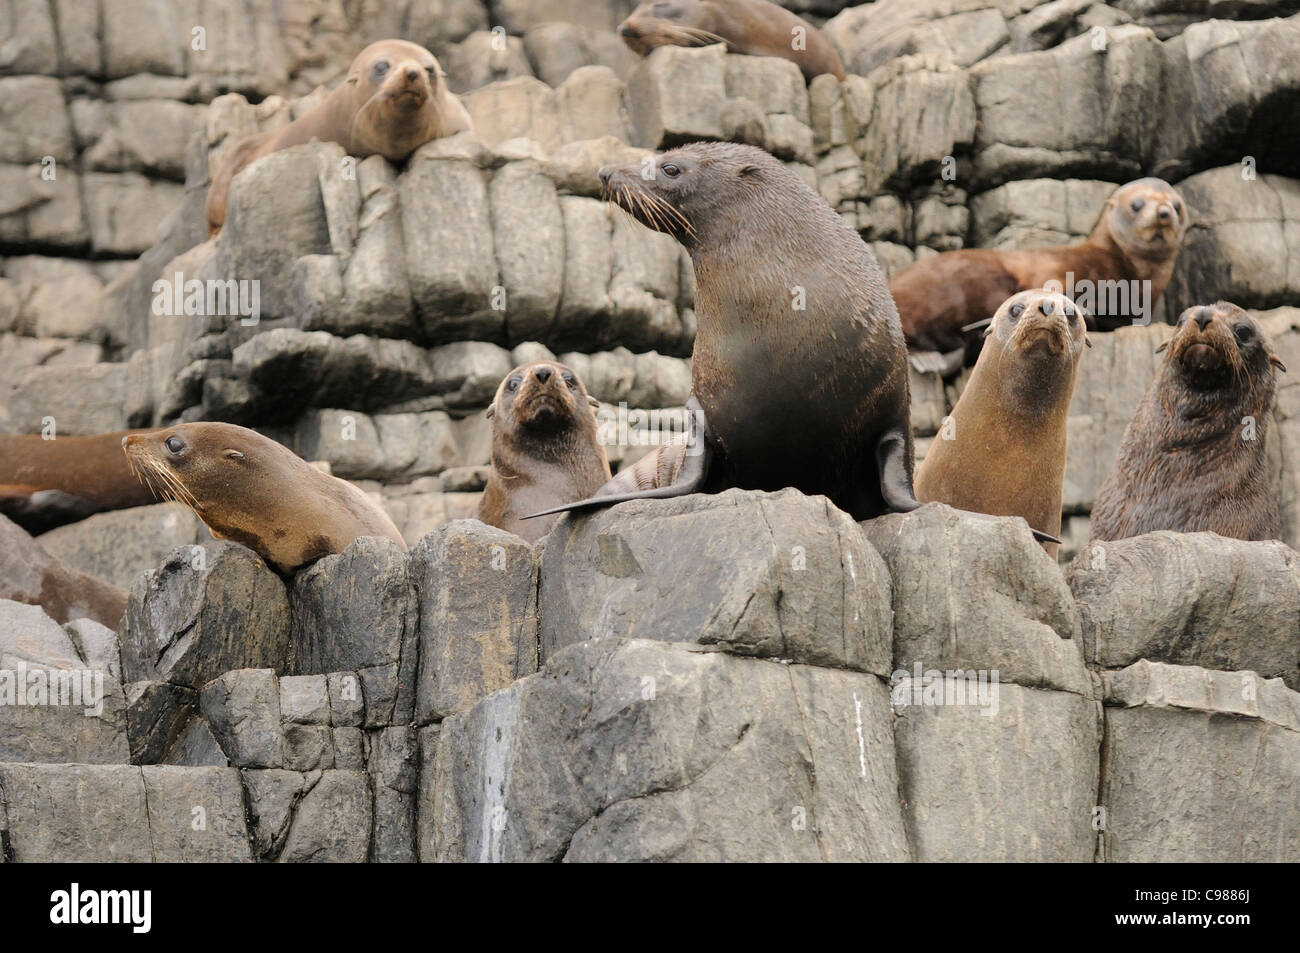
892, 178, 1189, 371
477, 362, 611, 544
618, 0, 846, 81
526, 141, 922, 525
122, 423, 406, 573
0, 430, 159, 533
205, 39, 472, 235
0, 514, 128, 630
1090, 302, 1287, 544
915, 290, 1090, 558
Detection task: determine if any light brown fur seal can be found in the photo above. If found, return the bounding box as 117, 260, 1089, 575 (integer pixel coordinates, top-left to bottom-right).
618, 0, 846, 81
915, 290, 1091, 558
892, 178, 1189, 370
122, 423, 406, 573
0, 514, 128, 630
477, 362, 611, 544
1090, 302, 1287, 544
526, 141, 922, 524
0, 430, 160, 533
205, 39, 471, 235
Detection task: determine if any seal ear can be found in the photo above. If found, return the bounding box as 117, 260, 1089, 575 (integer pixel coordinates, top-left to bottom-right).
586, 395, 600, 409
1155, 340, 1170, 353
739, 165, 760, 178
1271, 354, 1288, 373
224, 449, 244, 459
1084, 334, 1092, 348
485, 405, 495, 420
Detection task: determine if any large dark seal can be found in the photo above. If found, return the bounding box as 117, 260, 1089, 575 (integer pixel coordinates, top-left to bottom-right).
527, 141, 922, 524
122, 423, 406, 573
476, 361, 611, 544
618, 0, 846, 81
1090, 302, 1287, 543
205, 39, 472, 235
891, 178, 1189, 371
0, 430, 159, 533
915, 290, 1090, 558
0, 514, 128, 629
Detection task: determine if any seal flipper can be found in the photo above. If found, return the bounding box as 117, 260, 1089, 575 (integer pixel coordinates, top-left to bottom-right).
521, 396, 714, 521
876, 429, 922, 514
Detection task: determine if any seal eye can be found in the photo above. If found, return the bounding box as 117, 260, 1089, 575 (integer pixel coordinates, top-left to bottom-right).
1172, 200, 1182, 215
165, 436, 185, 455
374, 60, 389, 76
506, 377, 522, 393
562, 373, 577, 388
1234, 324, 1255, 344
1008, 302, 1025, 321
1130, 197, 1145, 213
661, 163, 681, 178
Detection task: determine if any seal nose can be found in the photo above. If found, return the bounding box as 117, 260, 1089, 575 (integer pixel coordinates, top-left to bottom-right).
1194, 308, 1214, 331
1157, 204, 1173, 222
405, 66, 419, 82
533, 366, 552, 383
619, 24, 638, 39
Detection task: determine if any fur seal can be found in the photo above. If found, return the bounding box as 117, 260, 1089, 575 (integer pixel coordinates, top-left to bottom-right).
891, 178, 1189, 372
122, 423, 406, 573
618, 0, 846, 81
0, 513, 128, 630
477, 361, 611, 544
526, 141, 921, 524
1090, 302, 1287, 544
0, 430, 159, 533
205, 39, 472, 235
915, 290, 1090, 558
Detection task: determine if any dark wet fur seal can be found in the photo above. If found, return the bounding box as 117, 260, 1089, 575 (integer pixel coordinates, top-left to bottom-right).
915, 290, 1090, 558
122, 423, 406, 573
618, 0, 846, 81
477, 361, 611, 544
205, 39, 471, 235
892, 178, 1189, 371
526, 141, 921, 524
1090, 302, 1287, 543
0, 513, 128, 630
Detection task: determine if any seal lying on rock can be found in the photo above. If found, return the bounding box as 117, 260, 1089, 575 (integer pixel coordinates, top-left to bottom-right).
477, 361, 611, 544
1090, 302, 1287, 544
891, 178, 1189, 372
618, 0, 846, 81
0, 430, 159, 533
205, 38, 472, 235
122, 423, 406, 573
915, 290, 1090, 558
526, 141, 921, 524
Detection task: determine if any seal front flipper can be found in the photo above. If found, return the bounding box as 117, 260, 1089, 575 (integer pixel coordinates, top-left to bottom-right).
522, 397, 713, 520
875, 428, 922, 514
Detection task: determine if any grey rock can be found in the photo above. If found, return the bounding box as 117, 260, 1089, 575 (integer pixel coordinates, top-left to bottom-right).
1101, 660, 1300, 862
367, 726, 418, 862
864, 503, 1090, 695
627, 44, 726, 149
0, 667, 129, 764
83, 172, 185, 256
8, 362, 128, 434
279, 674, 331, 725
140, 765, 252, 862
524, 22, 639, 88
444, 30, 534, 94
278, 769, 372, 863
465, 76, 563, 152
0, 598, 82, 669
1067, 533, 1300, 689
426, 638, 910, 862
240, 767, 311, 860
542, 489, 893, 674
38, 503, 210, 590
0, 764, 153, 861
490, 159, 564, 342
410, 521, 540, 723
290, 537, 417, 727
126, 680, 197, 765
200, 668, 284, 768
122, 541, 291, 689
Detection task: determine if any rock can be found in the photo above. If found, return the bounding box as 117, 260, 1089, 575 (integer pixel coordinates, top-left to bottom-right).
627, 44, 727, 149
126, 680, 198, 765
425, 638, 910, 862
37, 503, 211, 590
556, 65, 631, 144
489, 159, 564, 342
542, 489, 893, 673
61, 616, 121, 681
290, 537, 418, 727
444, 30, 533, 94
200, 668, 285, 768
893, 677, 1100, 861
122, 541, 292, 689
410, 521, 540, 723
0, 764, 152, 861
0, 516, 128, 630
0, 163, 89, 249
864, 503, 1090, 695
0, 76, 74, 164
140, 765, 252, 862
367, 726, 419, 862
1067, 532, 1300, 688
969, 177, 1117, 249
0, 666, 129, 764
827, 0, 1013, 77
524, 21, 639, 88
277, 769, 372, 863
0, 598, 82, 669
239, 768, 309, 859
1101, 660, 1300, 861
83, 172, 186, 255
7, 362, 128, 434
465, 77, 563, 153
